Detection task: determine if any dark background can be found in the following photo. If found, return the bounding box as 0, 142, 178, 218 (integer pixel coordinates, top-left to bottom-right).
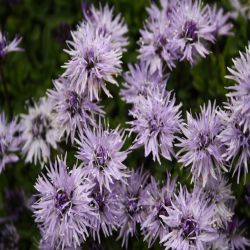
0, 0, 250, 249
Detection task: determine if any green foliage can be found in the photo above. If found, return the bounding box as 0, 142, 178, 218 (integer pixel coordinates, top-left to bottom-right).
1, 0, 250, 249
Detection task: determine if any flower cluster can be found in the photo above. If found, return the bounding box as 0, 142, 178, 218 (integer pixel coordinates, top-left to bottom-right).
139, 0, 232, 70
1, 1, 250, 250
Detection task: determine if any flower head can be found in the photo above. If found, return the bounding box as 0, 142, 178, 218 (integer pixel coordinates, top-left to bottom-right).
88, 178, 121, 242
196, 175, 234, 228
129, 89, 182, 163
48, 77, 104, 143
116, 167, 150, 248
140, 173, 177, 247
170, 0, 215, 64
120, 62, 167, 104
82, 3, 128, 51
20, 97, 59, 165
160, 186, 218, 250
177, 102, 227, 186
226, 44, 250, 132
75, 120, 129, 191
218, 101, 250, 183
139, 1, 179, 72
213, 215, 250, 250
0, 112, 21, 173
33, 155, 95, 249
0, 30, 22, 61
63, 23, 122, 100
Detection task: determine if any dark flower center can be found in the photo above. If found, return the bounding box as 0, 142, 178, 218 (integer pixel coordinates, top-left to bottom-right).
182, 21, 198, 42
85, 49, 96, 71
181, 217, 198, 238
91, 190, 105, 212
155, 35, 167, 56
149, 115, 163, 134
55, 189, 71, 213
127, 197, 139, 216
66, 91, 81, 116
197, 132, 211, 150
98, 26, 109, 37
31, 114, 51, 140
95, 145, 110, 168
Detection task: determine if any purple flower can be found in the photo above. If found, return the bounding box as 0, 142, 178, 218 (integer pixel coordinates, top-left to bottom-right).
140, 173, 177, 247
213, 215, 250, 250
176, 102, 227, 186
129, 89, 182, 163
75, 121, 129, 191
20, 97, 60, 165
139, 1, 179, 72
120, 62, 167, 104
196, 175, 234, 228
63, 23, 122, 100
218, 101, 250, 183
48, 77, 104, 143
160, 186, 218, 250
226, 44, 250, 132
208, 4, 233, 37
0, 224, 19, 250
0, 112, 21, 173
88, 178, 121, 242
116, 167, 150, 248
170, 0, 215, 64
0, 30, 22, 61
32, 155, 95, 249
82, 3, 128, 51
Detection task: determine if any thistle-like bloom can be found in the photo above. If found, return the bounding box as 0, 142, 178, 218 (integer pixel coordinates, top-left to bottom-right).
140, 174, 177, 247
0, 224, 19, 250
48, 77, 104, 143
226, 44, 250, 132
209, 4, 233, 37
88, 178, 121, 242
177, 102, 227, 186
82, 3, 128, 51
213, 215, 250, 250
196, 175, 234, 228
75, 121, 129, 191
170, 0, 215, 64
129, 89, 182, 163
116, 167, 149, 248
0, 112, 21, 173
218, 101, 250, 183
33, 156, 95, 249
120, 62, 167, 104
139, 1, 179, 72
20, 97, 59, 165
160, 186, 218, 250
0, 30, 22, 60
63, 23, 122, 100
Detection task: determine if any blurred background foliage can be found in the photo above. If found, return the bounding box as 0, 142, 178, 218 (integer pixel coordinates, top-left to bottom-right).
0, 0, 250, 249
